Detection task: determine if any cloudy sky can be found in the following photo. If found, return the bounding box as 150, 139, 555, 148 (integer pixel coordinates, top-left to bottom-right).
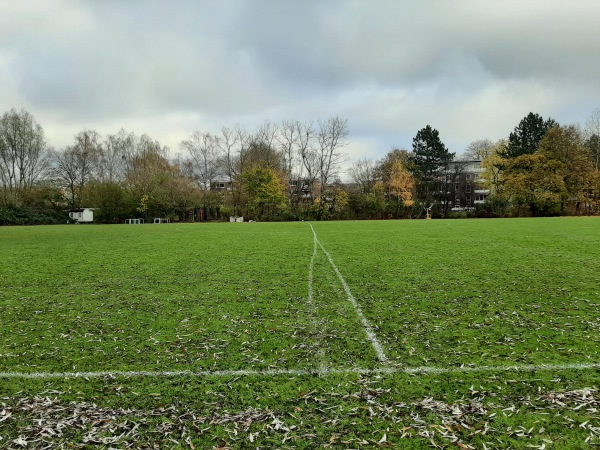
1, 0, 599, 166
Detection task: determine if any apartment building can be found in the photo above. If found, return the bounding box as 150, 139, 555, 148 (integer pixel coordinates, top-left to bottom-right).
446, 160, 490, 211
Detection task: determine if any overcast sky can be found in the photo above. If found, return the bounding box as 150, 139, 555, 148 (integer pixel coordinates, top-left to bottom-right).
1, 0, 599, 167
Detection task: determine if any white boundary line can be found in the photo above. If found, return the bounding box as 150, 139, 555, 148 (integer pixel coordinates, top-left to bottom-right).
308, 225, 327, 372
1, 363, 599, 379
308, 225, 316, 306
309, 223, 388, 363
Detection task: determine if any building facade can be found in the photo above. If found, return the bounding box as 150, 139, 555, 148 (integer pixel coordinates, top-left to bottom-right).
446, 160, 490, 211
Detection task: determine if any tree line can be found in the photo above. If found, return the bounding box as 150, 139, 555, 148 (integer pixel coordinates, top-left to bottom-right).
1, 107, 599, 224
0, 110, 352, 223
474, 112, 600, 217
346, 111, 600, 219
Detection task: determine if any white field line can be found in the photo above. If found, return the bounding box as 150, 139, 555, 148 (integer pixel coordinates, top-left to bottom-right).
308, 226, 327, 372
309, 224, 388, 363
308, 226, 316, 304
1, 363, 599, 380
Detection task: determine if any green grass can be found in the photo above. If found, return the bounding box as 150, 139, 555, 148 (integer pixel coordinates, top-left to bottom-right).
1, 218, 599, 448
312, 218, 600, 368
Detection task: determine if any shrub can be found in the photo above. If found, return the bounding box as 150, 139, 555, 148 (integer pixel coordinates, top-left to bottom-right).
0, 206, 69, 226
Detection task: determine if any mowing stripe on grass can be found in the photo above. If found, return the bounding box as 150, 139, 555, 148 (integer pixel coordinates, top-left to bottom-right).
309, 224, 388, 363
1, 362, 599, 379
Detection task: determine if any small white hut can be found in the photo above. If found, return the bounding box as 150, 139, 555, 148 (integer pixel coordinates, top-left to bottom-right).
69, 208, 94, 223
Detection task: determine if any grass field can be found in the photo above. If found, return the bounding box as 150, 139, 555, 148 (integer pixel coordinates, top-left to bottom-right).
1, 218, 599, 448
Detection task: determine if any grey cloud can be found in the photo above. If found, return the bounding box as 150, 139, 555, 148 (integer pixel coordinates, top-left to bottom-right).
224, 0, 600, 89
1, 0, 600, 158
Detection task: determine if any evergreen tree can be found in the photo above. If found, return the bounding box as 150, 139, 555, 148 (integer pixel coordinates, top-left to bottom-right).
409, 125, 455, 214
502, 112, 557, 159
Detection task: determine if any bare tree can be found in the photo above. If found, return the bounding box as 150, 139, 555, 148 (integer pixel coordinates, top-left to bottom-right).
50, 147, 80, 208
316, 117, 349, 196
217, 125, 253, 216
74, 130, 101, 191
218, 126, 238, 184
279, 120, 300, 181
233, 124, 252, 178
50, 130, 101, 208
247, 122, 282, 171
463, 138, 495, 160
124, 133, 168, 197
98, 129, 132, 183
585, 108, 600, 170
296, 121, 318, 198
348, 158, 377, 194
180, 131, 219, 190
254, 120, 279, 154
0, 108, 49, 205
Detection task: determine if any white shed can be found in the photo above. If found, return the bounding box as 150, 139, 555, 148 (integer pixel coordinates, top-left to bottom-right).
69, 208, 94, 223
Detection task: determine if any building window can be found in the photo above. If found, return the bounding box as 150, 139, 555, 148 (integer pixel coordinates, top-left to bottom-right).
216, 183, 225, 189
466, 184, 472, 193
290, 180, 298, 187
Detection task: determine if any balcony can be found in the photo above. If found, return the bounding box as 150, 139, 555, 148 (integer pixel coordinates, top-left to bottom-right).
474, 189, 490, 195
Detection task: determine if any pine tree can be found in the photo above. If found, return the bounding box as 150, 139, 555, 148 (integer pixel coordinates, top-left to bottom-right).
409, 125, 455, 212
501, 112, 557, 159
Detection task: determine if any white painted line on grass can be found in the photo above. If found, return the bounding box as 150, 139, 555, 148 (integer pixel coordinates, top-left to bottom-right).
1, 362, 599, 379
309, 224, 388, 363
308, 226, 316, 306
398, 362, 600, 375
308, 225, 327, 372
